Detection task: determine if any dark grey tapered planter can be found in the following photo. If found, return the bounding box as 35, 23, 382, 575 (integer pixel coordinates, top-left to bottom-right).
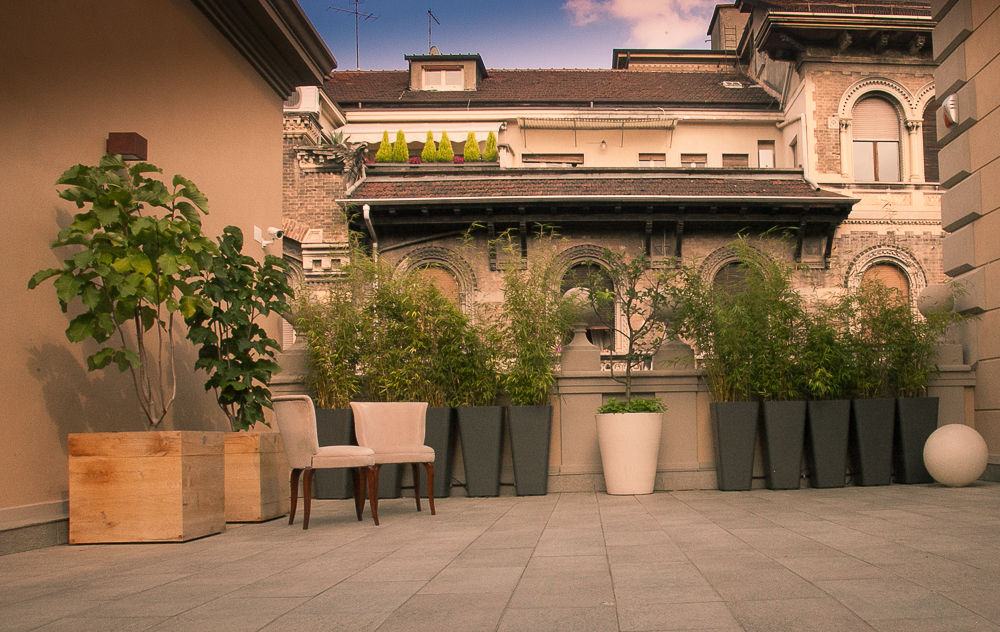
425, 407, 456, 498
457, 406, 504, 497
314, 408, 354, 499
761, 400, 806, 490
894, 397, 939, 484
377, 464, 402, 499
507, 405, 552, 496
850, 398, 895, 486
711, 401, 759, 491
805, 400, 850, 488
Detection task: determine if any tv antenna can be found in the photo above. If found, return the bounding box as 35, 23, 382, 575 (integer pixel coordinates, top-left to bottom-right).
428, 10, 440, 53
330, 1, 378, 70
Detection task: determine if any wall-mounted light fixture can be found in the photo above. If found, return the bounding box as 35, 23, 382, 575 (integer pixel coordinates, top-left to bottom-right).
106, 132, 148, 160
600, 139, 607, 150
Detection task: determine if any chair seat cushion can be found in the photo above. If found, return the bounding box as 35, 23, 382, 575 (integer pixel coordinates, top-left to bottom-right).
312, 445, 375, 468
371, 444, 435, 464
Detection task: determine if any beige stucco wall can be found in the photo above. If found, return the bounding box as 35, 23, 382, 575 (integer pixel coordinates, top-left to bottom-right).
0, 0, 286, 523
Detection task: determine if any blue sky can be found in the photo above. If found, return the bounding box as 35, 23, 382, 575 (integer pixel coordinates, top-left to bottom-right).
298, 0, 718, 71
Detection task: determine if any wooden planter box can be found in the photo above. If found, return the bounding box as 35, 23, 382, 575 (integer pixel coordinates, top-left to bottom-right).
224, 432, 290, 522
69, 431, 225, 543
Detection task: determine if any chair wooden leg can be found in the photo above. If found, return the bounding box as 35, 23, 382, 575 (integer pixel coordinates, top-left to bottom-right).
351, 468, 364, 521
302, 468, 315, 530
424, 462, 436, 515
288, 468, 302, 525
411, 463, 422, 512
367, 465, 380, 526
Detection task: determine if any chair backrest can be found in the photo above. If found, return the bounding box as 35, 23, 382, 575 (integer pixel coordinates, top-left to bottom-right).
272, 394, 321, 469
350, 402, 428, 450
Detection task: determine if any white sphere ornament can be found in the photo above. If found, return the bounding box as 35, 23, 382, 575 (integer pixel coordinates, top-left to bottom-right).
923, 424, 989, 487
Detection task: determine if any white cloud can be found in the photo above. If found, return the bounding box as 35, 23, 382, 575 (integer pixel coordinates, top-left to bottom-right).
563, 0, 717, 49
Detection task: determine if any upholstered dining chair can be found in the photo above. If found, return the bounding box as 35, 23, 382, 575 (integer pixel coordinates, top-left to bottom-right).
272, 395, 379, 529
350, 401, 436, 525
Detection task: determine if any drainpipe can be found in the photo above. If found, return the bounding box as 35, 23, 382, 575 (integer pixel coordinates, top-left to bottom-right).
362, 203, 378, 262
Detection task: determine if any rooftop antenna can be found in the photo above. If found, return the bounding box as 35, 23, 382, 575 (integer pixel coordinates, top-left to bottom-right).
330, 1, 378, 70
428, 10, 440, 53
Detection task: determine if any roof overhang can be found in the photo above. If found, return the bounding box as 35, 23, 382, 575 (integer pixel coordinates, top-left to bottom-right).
755, 12, 934, 60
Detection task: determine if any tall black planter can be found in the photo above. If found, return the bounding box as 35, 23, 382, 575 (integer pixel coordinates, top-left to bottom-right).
761, 401, 806, 490
894, 397, 939, 484
805, 400, 850, 488
314, 408, 354, 499
507, 405, 552, 496
850, 398, 895, 486
425, 407, 456, 498
711, 401, 759, 491
456, 406, 504, 497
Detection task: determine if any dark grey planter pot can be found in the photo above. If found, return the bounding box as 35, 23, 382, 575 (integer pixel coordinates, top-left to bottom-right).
711, 401, 759, 491
425, 407, 456, 498
805, 400, 850, 488
894, 397, 939, 484
377, 464, 402, 499
761, 400, 806, 490
507, 405, 552, 496
850, 398, 895, 486
314, 408, 354, 499
456, 406, 504, 497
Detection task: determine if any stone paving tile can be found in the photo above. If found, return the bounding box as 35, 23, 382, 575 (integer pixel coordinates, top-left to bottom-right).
498, 605, 620, 631
868, 616, 1000, 632
374, 592, 509, 631
617, 601, 740, 631
29, 616, 167, 632
727, 597, 876, 632
816, 577, 980, 622
611, 562, 720, 606
417, 565, 524, 594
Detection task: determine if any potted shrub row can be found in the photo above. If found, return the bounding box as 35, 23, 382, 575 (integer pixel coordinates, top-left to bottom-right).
374, 130, 499, 164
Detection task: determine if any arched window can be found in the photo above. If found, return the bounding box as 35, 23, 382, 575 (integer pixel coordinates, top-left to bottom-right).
853, 96, 901, 182
713, 261, 748, 292
413, 265, 460, 304
862, 262, 910, 303
562, 262, 615, 352
922, 98, 939, 183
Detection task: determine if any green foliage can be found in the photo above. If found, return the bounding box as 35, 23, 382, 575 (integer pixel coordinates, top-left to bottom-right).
28, 155, 218, 427
436, 131, 454, 162
483, 131, 498, 162
292, 282, 362, 409
391, 130, 408, 162
582, 249, 672, 408
421, 131, 438, 163
597, 397, 666, 414
374, 131, 392, 162
800, 300, 855, 400
185, 227, 291, 431
494, 227, 576, 405
463, 132, 481, 162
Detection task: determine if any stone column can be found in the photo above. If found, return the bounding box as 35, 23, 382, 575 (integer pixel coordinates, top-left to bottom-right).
906, 119, 924, 182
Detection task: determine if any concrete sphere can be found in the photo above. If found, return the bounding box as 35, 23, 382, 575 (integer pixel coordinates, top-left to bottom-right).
917, 284, 955, 317
923, 424, 988, 487
563, 287, 597, 325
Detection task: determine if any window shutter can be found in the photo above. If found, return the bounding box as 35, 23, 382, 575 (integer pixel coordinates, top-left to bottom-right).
852, 97, 900, 140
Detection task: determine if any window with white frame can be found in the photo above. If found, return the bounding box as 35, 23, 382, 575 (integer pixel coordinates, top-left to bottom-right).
638, 153, 666, 167
757, 140, 775, 168
681, 153, 708, 167
852, 96, 901, 182
422, 66, 464, 91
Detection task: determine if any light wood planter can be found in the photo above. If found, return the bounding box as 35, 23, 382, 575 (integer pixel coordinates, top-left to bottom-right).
68, 431, 225, 544
224, 432, 290, 522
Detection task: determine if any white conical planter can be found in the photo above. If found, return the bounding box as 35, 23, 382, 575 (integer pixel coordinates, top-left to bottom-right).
596, 412, 663, 495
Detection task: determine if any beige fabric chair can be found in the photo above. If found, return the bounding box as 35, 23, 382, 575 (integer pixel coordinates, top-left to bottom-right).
350, 401, 436, 524
273, 395, 378, 529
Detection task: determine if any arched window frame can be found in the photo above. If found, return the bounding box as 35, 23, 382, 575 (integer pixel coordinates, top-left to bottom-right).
396, 246, 477, 313
845, 245, 927, 311
838, 78, 929, 183
556, 245, 620, 354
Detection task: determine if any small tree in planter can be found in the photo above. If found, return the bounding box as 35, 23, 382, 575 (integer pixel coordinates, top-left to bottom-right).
28, 155, 224, 542
375, 131, 393, 163
391, 130, 408, 162
436, 131, 454, 163
483, 131, 499, 162
421, 131, 438, 163
494, 227, 576, 495
463, 132, 481, 162
582, 248, 671, 494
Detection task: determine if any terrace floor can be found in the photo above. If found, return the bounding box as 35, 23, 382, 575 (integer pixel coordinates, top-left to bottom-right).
3, 484, 1000, 631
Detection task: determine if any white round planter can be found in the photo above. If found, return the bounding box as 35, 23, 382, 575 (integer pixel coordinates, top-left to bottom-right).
596, 412, 663, 495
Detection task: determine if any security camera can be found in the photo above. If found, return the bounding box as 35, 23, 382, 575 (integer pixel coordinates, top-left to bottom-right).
266, 226, 284, 239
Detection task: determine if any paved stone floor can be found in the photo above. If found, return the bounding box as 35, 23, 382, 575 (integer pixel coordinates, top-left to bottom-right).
3, 484, 1000, 631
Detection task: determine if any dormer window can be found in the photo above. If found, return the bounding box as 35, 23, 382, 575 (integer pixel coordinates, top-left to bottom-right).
423, 65, 463, 91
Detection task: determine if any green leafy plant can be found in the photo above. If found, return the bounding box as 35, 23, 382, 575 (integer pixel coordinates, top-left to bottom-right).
421, 131, 438, 163
597, 397, 665, 414
436, 130, 454, 162
28, 155, 217, 427
374, 131, 392, 162
494, 226, 576, 406
483, 131, 499, 162
292, 281, 362, 409
582, 249, 672, 409
185, 227, 291, 431
463, 132, 481, 162
391, 130, 408, 162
